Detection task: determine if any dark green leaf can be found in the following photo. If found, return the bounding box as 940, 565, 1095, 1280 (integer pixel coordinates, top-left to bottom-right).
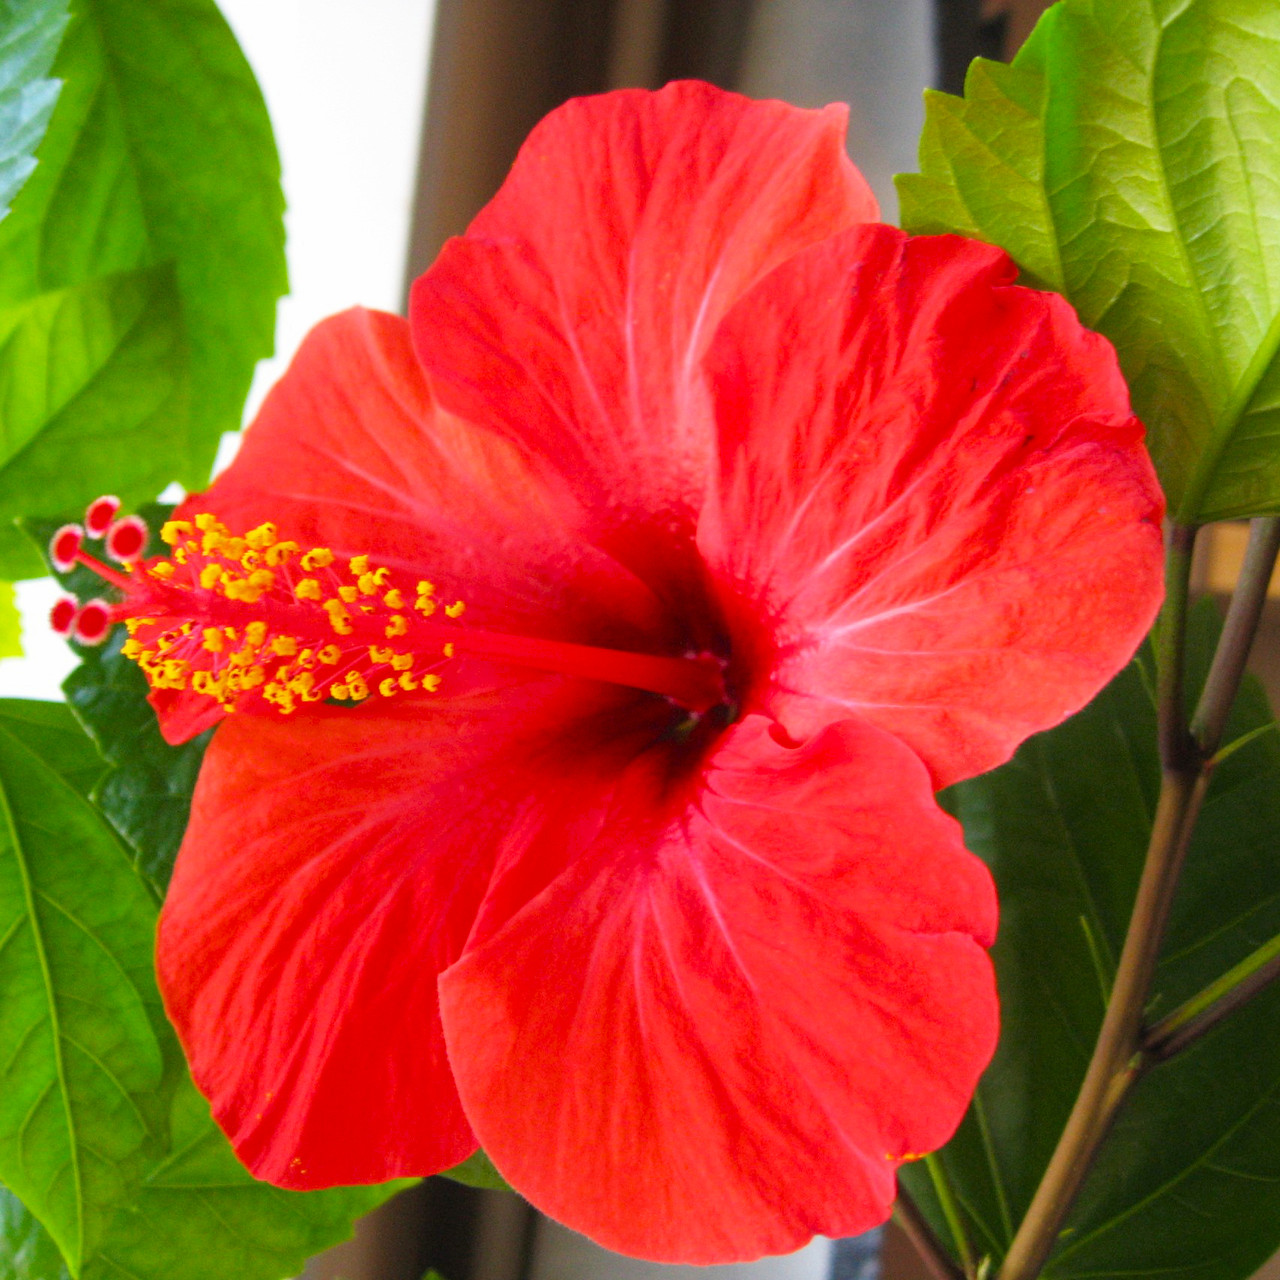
0, 699, 103, 798
0, 0, 284, 577
82, 1075, 409, 1280
902, 603, 1280, 1280
0, 720, 170, 1272
23, 509, 207, 891
0, 0, 70, 221
439, 1149, 512, 1193
897, 0, 1280, 522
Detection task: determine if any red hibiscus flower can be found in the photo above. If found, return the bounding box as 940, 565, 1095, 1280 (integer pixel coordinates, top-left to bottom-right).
85, 82, 1163, 1262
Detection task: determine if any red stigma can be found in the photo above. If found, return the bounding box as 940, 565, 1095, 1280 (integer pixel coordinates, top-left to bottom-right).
84, 495, 121, 538
107, 515, 148, 563
73, 599, 112, 646
50, 596, 78, 637
50, 524, 84, 573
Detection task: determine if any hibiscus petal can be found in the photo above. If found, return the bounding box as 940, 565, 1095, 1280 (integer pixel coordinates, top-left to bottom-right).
409, 81, 876, 558
698, 225, 1165, 787
157, 678, 674, 1189
439, 714, 997, 1263
156, 706, 488, 1186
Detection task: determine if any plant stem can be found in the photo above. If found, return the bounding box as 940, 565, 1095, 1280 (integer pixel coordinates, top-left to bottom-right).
997, 524, 1202, 1280
1145, 927, 1280, 1062
895, 1190, 967, 1280
1191, 516, 1280, 754
925, 1153, 976, 1277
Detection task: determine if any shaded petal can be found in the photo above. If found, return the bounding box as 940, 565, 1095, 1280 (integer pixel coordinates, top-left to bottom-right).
440, 715, 997, 1263
410, 81, 876, 564
157, 679, 675, 1189
698, 226, 1165, 786
192, 307, 665, 647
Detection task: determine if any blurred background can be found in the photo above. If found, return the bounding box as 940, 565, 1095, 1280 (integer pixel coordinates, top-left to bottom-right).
7, 0, 1277, 1277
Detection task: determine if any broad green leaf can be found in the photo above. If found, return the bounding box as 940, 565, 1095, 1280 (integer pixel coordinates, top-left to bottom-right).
0, 0, 284, 578
0, 699, 102, 798
82, 1075, 409, 1280
0, 583, 19, 657
902, 605, 1280, 1280
0, 1185, 69, 1279
0, 0, 70, 220
0, 266, 186, 574
897, 0, 1280, 522
23, 510, 207, 892
0, 720, 170, 1273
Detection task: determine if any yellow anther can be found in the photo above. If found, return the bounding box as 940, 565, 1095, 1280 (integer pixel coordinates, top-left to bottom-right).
368, 645, 395, 664
161, 520, 193, 545
295, 578, 322, 601
194, 513, 221, 532
221, 537, 248, 560
245, 523, 278, 550
248, 569, 275, 592
317, 645, 341, 665
272, 635, 298, 657
150, 561, 175, 580
442, 642, 455, 658
174, 547, 188, 564
346, 672, 369, 701
417, 581, 435, 597
445, 600, 465, 618
242, 667, 266, 689
391, 653, 413, 671
379, 677, 398, 698
338, 584, 359, 603
422, 673, 442, 692
331, 615, 354, 637
240, 550, 260, 570
349, 555, 370, 576
122, 639, 143, 658
265, 541, 300, 566
229, 645, 258, 669
288, 672, 316, 697
202, 628, 225, 653
223, 627, 239, 641
374, 567, 391, 587
245, 621, 268, 647
383, 588, 405, 609
415, 597, 437, 616
199, 564, 222, 590
297, 648, 314, 667
358, 572, 380, 596
124, 618, 145, 634
301, 547, 334, 570
399, 672, 419, 692
385, 615, 408, 638
201, 530, 224, 555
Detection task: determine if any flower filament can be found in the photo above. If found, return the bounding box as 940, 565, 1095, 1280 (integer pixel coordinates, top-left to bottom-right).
58, 506, 727, 718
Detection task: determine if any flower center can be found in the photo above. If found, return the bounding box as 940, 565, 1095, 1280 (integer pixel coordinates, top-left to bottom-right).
63, 511, 728, 717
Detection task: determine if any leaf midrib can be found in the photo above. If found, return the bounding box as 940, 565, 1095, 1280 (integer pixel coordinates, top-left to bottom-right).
0, 725, 84, 1268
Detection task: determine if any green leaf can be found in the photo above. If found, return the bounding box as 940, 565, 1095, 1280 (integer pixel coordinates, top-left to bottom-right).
902, 603, 1280, 1280
0, 0, 71, 221
439, 1149, 512, 1193
0, 582, 19, 657
0, 0, 284, 578
23, 510, 207, 892
897, 0, 1280, 522
0, 719, 170, 1273
0, 266, 187, 574
0, 699, 102, 798
81, 1074, 409, 1280
0, 1184, 69, 1279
